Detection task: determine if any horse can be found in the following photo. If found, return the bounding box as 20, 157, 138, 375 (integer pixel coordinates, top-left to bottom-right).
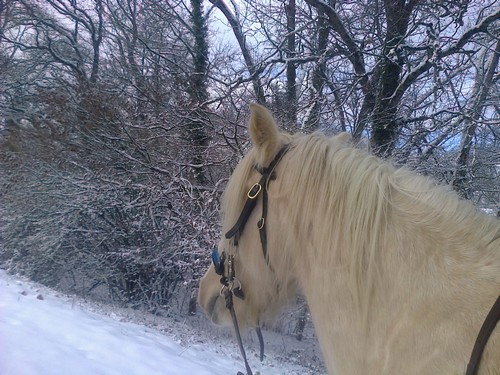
198, 104, 500, 375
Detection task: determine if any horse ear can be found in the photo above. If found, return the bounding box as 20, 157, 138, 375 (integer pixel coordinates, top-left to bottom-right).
248, 104, 280, 166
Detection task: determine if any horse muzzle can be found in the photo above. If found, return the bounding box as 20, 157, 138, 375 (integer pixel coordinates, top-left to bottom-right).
198, 266, 232, 326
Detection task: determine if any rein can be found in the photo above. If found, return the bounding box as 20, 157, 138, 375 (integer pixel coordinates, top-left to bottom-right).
212, 144, 290, 375
212, 249, 264, 375
466, 294, 500, 375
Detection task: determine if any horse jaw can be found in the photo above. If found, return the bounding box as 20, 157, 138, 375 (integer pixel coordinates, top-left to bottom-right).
198, 263, 259, 329
198, 265, 229, 326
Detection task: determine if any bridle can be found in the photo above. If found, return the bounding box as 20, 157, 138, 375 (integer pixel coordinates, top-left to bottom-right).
211, 144, 290, 375
225, 143, 291, 262
208, 142, 499, 375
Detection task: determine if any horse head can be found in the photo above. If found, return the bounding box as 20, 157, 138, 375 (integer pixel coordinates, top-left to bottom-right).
198, 104, 300, 330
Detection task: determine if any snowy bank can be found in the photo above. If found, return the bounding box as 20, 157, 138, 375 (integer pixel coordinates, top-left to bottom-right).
0, 270, 322, 375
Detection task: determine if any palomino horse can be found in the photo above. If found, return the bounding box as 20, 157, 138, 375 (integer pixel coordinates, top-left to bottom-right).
198, 104, 500, 375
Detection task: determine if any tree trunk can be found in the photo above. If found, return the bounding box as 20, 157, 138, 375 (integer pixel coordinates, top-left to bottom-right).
188, 0, 210, 185
303, 7, 329, 132
90, 0, 104, 83
285, 0, 297, 128
209, 0, 266, 104
369, 0, 414, 156
452, 40, 500, 198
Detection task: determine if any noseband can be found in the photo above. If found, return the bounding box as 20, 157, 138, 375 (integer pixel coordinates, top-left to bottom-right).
212, 144, 290, 375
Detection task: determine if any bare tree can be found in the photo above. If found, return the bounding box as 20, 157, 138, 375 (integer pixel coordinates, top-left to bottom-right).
452, 39, 500, 198
186, 0, 210, 185
285, 0, 298, 127
303, 4, 330, 132
208, 0, 266, 104
0, 0, 222, 315
1, 0, 498, 326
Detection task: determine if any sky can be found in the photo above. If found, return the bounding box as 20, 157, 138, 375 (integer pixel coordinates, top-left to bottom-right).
0, 270, 319, 375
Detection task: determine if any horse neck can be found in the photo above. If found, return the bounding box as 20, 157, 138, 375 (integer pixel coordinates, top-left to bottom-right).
269, 140, 500, 373
291, 198, 500, 375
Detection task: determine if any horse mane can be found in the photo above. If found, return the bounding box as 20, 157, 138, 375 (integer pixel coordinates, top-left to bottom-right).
223, 130, 499, 321
283, 133, 499, 315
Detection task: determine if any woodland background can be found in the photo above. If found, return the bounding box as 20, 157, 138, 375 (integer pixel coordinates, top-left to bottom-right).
0, 0, 499, 337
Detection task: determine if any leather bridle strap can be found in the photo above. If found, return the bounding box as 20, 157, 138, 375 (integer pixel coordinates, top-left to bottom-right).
466, 294, 500, 375
225, 144, 290, 241
226, 143, 290, 254
225, 176, 266, 241
213, 250, 255, 375
218, 144, 289, 375
257, 173, 270, 262
222, 288, 253, 375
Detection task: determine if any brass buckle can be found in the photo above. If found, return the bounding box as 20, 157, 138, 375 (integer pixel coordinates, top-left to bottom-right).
247, 183, 262, 199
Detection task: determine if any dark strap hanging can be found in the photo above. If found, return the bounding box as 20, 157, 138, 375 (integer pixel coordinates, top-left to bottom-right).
223, 288, 253, 375
466, 294, 500, 375
255, 326, 265, 361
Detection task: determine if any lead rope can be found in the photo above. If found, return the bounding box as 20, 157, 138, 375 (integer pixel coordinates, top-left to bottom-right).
223, 288, 253, 375
213, 250, 264, 375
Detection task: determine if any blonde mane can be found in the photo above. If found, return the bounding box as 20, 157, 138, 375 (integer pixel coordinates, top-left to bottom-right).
199, 105, 500, 375
279, 133, 498, 318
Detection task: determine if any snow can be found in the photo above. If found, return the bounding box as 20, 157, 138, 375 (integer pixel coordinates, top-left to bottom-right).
0, 270, 320, 375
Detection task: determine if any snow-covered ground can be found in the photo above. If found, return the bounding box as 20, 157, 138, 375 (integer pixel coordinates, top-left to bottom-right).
0, 270, 323, 375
